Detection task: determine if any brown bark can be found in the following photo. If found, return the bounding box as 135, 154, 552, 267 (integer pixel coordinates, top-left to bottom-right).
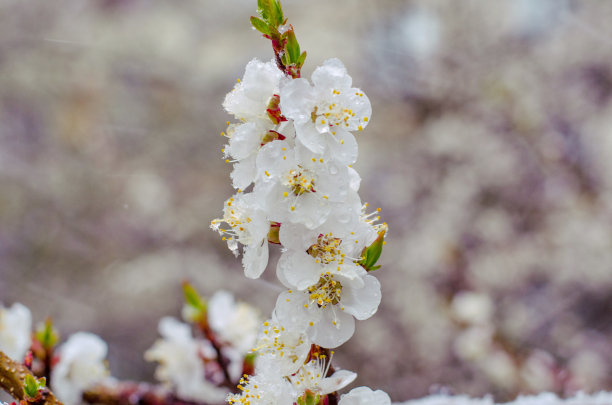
0, 350, 63, 405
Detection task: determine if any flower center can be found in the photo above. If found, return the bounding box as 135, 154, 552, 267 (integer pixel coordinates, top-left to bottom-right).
307, 234, 343, 265
308, 273, 343, 307
284, 166, 316, 195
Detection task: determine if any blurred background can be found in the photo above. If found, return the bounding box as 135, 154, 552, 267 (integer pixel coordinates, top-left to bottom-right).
1, 0, 612, 402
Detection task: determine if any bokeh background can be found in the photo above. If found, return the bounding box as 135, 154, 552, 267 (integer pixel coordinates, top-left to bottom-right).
2, 0, 612, 402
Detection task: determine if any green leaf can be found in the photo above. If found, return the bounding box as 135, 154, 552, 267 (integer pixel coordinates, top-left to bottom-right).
35, 318, 59, 350
297, 51, 307, 68
182, 282, 206, 312
24, 375, 39, 399
272, 0, 284, 26
250, 16, 270, 35
257, 0, 274, 23
285, 29, 300, 64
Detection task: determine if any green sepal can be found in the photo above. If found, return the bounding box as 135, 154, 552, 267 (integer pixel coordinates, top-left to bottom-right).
284, 29, 300, 64
35, 318, 59, 350
358, 230, 386, 271
250, 16, 270, 35
296, 390, 320, 405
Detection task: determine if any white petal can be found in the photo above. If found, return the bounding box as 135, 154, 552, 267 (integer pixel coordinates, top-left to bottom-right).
309, 307, 355, 348
227, 122, 263, 160
277, 250, 321, 290
274, 291, 316, 331
348, 166, 361, 192
295, 121, 327, 154
279, 78, 316, 123
327, 129, 358, 165
318, 370, 358, 395
339, 387, 391, 405
243, 239, 269, 279
312, 58, 352, 90
341, 275, 381, 321
278, 222, 312, 251
230, 155, 256, 190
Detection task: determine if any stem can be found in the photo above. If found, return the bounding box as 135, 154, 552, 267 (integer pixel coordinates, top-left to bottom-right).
198, 321, 236, 392
0, 350, 63, 405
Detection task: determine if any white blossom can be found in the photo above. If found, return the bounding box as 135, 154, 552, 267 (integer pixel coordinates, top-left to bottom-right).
252, 318, 310, 376
340, 387, 391, 405
223, 58, 284, 123
0, 302, 32, 361
51, 332, 109, 405
208, 290, 261, 354
254, 140, 352, 229
289, 357, 356, 397
227, 371, 296, 405
279, 58, 370, 165
211, 192, 271, 278
145, 317, 227, 403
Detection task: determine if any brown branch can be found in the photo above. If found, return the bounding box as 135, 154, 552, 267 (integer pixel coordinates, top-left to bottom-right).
83, 381, 211, 405
0, 350, 63, 405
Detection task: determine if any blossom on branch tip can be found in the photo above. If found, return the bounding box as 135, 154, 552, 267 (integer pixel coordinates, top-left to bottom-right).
224, 59, 284, 123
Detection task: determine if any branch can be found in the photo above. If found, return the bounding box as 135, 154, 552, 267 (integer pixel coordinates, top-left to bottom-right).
83, 381, 211, 405
0, 350, 63, 405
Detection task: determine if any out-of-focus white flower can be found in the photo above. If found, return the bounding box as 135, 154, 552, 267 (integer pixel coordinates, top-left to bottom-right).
450, 292, 494, 325
453, 326, 493, 361
280, 58, 370, 165
0, 302, 32, 361
253, 318, 310, 376
145, 317, 227, 403
339, 386, 391, 405
223, 58, 284, 123
208, 290, 261, 354
51, 332, 109, 405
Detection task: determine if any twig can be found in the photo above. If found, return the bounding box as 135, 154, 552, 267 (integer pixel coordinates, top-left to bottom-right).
83, 381, 210, 405
0, 350, 63, 405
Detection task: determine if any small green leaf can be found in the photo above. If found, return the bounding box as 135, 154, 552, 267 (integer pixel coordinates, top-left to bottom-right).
250, 16, 270, 35
35, 318, 59, 350
182, 282, 206, 312
285, 29, 300, 64
297, 51, 307, 68
272, 0, 284, 26
24, 375, 39, 399
257, 0, 274, 23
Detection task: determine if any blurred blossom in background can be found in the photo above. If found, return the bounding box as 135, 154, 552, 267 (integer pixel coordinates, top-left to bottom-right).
1, 0, 612, 402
